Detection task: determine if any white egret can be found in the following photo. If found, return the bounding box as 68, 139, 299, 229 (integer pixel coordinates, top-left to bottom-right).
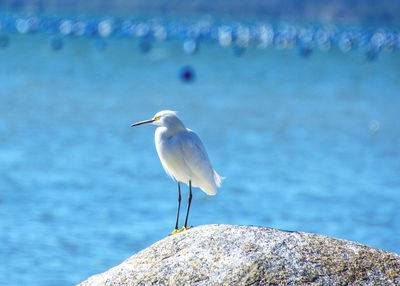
131, 110, 223, 234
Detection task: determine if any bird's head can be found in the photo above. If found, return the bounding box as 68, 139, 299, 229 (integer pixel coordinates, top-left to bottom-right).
131, 110, 184, 130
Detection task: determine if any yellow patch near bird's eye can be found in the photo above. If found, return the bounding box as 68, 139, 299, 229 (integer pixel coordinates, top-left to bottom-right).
154, 116, 159, 121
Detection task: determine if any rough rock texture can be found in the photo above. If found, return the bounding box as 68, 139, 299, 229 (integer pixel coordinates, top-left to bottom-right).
78, 224, 400, 286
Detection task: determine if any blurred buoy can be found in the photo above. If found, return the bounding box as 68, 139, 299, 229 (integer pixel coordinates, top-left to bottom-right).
183, 39, 197, 55
0, 35, 10, 48
49, 36, 63, 51
366, 46, 379, 61
98, 19, 113, 37
59, 20, 73, 35
153, 25, 167, 41
72, 21, 85, 36
179, 66, 195, 83
298, 45, 312, 58
338, 34, 353, 52
139, 39, 151, 53
232, 45, 245, 56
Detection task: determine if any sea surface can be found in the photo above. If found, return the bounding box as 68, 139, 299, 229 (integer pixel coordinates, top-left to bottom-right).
0, 32, 400, 285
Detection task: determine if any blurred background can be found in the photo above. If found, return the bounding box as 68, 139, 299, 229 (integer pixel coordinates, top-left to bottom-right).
1, 1, 400, 285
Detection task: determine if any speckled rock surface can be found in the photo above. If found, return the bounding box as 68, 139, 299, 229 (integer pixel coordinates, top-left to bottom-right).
78, 224, 400, 286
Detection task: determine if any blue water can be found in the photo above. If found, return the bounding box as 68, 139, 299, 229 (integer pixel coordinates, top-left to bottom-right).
1, 33, 400, 285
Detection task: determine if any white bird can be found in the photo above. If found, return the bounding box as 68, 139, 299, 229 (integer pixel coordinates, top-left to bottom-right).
131, 110, 223, 234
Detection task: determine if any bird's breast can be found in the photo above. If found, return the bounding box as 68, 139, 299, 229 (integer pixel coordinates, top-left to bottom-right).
155, 128, 193, 182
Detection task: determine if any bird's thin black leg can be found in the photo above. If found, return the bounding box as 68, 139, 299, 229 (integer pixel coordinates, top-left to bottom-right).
184, 180, 192, 229
175, 182, 182, 230
170, 182, 182, 235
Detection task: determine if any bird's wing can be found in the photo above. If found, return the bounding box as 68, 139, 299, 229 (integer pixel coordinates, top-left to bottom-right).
176, 129, 217, 194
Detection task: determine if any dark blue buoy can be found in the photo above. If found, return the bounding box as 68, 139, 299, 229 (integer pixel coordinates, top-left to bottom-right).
366, 45, 379, 61
298, 45, 312, 58
179, 66, 195, 83
232, 45, 245, 56
49, 36, 63, 51
139, 39, 151, 53
0, 35, 10, 48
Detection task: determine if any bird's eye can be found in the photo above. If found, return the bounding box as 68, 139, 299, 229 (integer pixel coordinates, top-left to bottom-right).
154, 116, 159, 121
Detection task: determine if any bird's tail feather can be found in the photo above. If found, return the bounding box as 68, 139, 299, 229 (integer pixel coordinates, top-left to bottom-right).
213, 170, 224, 188
201, 170, 224, 196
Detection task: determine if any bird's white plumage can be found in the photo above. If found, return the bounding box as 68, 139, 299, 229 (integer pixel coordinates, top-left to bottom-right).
135, 110, 222, 195
156, 127, 220, 195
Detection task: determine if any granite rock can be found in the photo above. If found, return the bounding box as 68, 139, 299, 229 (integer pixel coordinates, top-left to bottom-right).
78, 224, 400, 285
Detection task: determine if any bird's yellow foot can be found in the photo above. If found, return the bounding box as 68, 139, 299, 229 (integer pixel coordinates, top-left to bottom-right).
177, 226, 191, 233
169, 229, 180, 236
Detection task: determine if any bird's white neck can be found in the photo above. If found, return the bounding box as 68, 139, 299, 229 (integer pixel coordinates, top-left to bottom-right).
157, 118, 186, 138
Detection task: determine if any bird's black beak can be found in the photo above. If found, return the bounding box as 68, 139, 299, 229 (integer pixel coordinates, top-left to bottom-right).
130, 119, 155, 127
